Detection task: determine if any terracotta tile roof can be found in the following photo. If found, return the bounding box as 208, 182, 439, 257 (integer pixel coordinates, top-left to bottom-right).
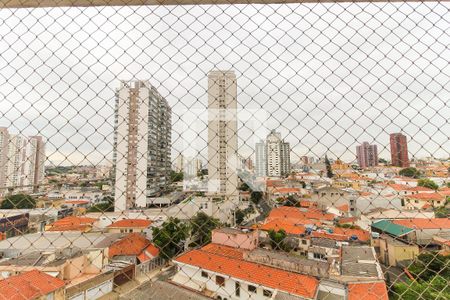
64, 200, 90, 204
266, 180, 284, 187
388, 184, 411, 191
267, 207, 335, 223
272, 187, 301, 194
201, 243, 245, 259
0, 270, 65, 300
338, 217, 358, 224
311, 231, 348, 241
299, 200, 317, 208
337, 204, 349, 212
107, 219, 152, 228
137, 244, 160, 262
174, 249, 319, 299
333, 227, 370, 242
408, 186, 434, 192
47, 216, 96, 232
405, 192, 444, 201
347, 281, 388, 300
393, 218, 450, 230
108, 233, 154, 258
260, 220, 306, 235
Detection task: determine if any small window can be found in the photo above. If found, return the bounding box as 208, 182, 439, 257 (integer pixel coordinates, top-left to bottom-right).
201, 271, 208, 278
216, 275, 225, 287
263, 289, 273, 297
235, 282, 240, 296
248, 285, 257, 293
302, 240, 307, 245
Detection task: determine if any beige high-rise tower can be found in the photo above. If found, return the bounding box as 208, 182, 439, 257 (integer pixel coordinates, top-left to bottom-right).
207, 70, 238, 200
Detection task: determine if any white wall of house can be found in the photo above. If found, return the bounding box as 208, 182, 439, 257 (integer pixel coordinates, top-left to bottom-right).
173, 263, 279, 300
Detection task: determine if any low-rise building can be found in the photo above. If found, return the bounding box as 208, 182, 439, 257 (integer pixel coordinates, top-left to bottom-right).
373, 234, 419, 267
0, 269, 65, 300
45, 216, 97, 232
107, 219, 152, 234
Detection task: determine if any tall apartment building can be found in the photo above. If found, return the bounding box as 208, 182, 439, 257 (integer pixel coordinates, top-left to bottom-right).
390, 133, 410, 167
255, 131, 290, 177
207, 70, 238, 199
356, 142, 378, 169
113, 80, 171, 211
266, 130, 290, 177
0, 129, 45, 194
0, 128, 9, 192
255, 141, 267, 177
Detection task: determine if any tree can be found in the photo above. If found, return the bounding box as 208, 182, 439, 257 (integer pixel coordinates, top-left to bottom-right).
87, 196, 114, 212
418, 178, 439, 190
234, 209, 245, 225
152, 218, 188, 259
399, 167, 421, 178
268, 229, 288, 251
408, 252, 449, 282
325, 155, 333, 178
239, 182, 250, 191
378, 158, 388, 164
170, 171, 184, 182
190, 212, 219, 247
250, 191, 263, 205
285, 195, 298, 207
0, 194, 36, 209
391, 252, 450, 300
446, 182, 450, 188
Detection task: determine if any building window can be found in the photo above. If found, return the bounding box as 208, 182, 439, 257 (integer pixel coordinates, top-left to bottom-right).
263, 289, 273, 297
248, 285, 257, 293
302, 240, 307, 245
201, 271, 208, 278
235, 282, 240, 296
216, 275, 225, 287
313, 252, 325, 260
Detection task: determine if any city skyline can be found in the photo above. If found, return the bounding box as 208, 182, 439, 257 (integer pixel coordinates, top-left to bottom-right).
0, 3, 448, 166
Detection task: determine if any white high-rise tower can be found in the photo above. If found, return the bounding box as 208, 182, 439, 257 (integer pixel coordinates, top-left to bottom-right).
113, 80, 171, 211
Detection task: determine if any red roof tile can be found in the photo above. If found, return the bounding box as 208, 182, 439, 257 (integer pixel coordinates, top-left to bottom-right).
108, 219, 152, 228
348, 281, 388, 300
260, 220, 306, 235
338, 217, 358, 224
267, 207, 334, 223
137, 244, 160, 262
406, 193, 445, 201
333, 227, 370, 242
311, 231, 348, 241
201, 243, 245, 259
0, 270, 65, 300
175, 249, 319, 298
272, 187, 301, 194
47, 216, 96, 232
109, 233, 152, 258
393, 218, 450, 230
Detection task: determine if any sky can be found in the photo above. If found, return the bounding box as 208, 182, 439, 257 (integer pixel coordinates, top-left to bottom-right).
0, 2, 449, 166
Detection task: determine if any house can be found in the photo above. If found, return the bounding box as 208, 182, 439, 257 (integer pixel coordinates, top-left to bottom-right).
0, 248, 105, 280
347, 281, 388, 300
392, 218, 450, 245
107, 219, 152, 234
0, 269, 65, 300
211, 228, 258, 250
108, 233, 159, 264
402, 192, 446, 210
172, 244, 319, 300
371, 220, 416, 243
0, 232, 123, 259
45, 216, 97, 232
372, 234, 419, 267
311, 187, 352, 210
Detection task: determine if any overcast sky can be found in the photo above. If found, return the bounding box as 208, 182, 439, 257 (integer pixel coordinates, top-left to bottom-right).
0, 2, 449, 166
